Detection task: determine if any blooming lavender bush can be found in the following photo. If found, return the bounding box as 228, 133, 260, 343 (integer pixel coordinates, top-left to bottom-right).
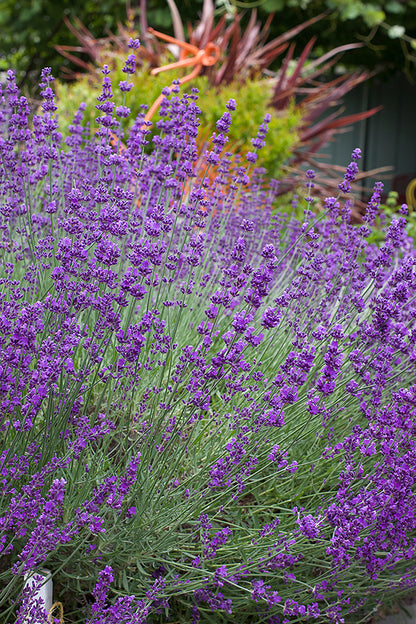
1, 40, 416, 624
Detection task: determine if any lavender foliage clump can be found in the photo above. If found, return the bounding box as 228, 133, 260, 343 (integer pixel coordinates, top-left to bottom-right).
0, 58, 416, 624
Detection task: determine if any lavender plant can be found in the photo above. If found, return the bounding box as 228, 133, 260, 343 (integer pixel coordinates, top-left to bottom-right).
1, 39, 416, 624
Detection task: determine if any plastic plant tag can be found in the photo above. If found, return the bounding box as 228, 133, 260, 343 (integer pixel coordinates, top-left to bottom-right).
23, 569, 53, 614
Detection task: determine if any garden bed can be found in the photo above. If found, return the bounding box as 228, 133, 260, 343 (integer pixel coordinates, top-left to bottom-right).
1, 41, 416, 624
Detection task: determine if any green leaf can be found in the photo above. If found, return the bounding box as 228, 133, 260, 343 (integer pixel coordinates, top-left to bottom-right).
121, 569, 130, 592
385, 0, 405, 12
262, 0, 285, 10
362, 7, 386, 27
339, 3, 362, 20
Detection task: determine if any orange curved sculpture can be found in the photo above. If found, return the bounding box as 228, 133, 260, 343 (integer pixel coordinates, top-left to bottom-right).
144, 27, 220, 125
109, 28, 220, 154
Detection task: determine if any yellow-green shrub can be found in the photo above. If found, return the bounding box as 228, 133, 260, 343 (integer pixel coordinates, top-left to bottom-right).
55, 58, 301, 178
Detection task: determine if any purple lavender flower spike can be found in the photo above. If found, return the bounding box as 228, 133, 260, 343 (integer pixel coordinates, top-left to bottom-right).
338, 148, 362, 194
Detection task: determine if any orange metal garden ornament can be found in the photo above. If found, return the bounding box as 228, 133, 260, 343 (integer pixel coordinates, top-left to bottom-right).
109, 28, 220, 154
144, 27, 220, 124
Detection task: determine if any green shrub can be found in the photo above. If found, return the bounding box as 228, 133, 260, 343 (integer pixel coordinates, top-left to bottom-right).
55, 60, 301, 178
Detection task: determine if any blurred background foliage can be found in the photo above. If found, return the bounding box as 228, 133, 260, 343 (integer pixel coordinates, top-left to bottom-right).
55, 62, 302, 179
1, 0, 414, 220
0, 0, 415, 90
46, 1, 380, 212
